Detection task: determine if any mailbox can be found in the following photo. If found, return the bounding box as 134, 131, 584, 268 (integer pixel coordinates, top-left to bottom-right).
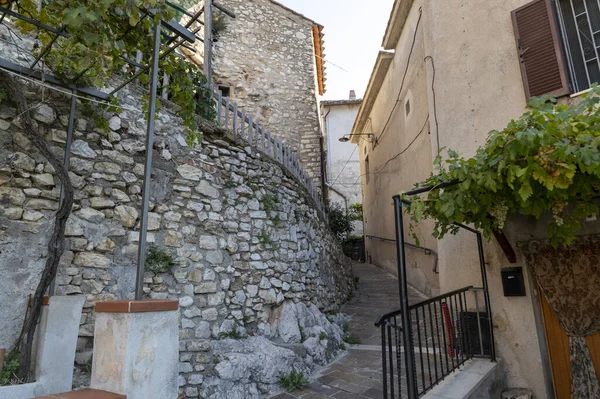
501, 267, 526, 297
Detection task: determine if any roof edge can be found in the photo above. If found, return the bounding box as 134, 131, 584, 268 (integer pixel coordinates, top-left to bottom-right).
321, 99, 363, 106
381, 0, 415, 50
350, 51, 395, 143
266, 0, 322, 26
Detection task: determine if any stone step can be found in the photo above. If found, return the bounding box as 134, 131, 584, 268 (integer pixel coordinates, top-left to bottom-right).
35, 388, 126, 399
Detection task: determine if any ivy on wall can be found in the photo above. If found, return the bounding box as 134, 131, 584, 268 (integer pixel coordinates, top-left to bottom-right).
403, 87, 600, 246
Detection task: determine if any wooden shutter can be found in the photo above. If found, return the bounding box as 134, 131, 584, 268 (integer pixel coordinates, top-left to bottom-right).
512, 0, 570, 99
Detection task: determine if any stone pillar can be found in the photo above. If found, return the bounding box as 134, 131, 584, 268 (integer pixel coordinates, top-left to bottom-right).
90, 300, 179, 399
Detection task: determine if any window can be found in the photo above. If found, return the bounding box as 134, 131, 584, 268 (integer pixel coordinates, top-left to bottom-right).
556, 0, 600, 92
218, 85, 231, 97
365, 156, 370, 184
513, 0, 600, 98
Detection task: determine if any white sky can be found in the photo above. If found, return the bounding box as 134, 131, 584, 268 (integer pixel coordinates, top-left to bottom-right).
277, 0, 395, 101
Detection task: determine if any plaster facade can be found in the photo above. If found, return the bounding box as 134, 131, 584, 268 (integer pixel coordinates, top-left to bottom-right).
351, 0, 587, 396
321, 97, 363, 235
185, 0, 326, 191
353, 0, 439, 298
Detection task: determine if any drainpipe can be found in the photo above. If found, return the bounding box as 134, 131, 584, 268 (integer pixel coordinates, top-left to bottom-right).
321, 107, 331, 205
326, 183, 348, 212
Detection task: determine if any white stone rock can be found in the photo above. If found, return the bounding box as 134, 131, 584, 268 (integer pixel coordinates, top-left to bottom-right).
78, 207, 105, 223
71, 140, 97, 158
199, 235, 219, 250
33, 104, 56, 124
73, 252, 111, 268
32, 173, 55, 187
10, 152, 35, 172
22, 209, 44, 221
114, 205, 138, 228
179, 296, 194, 307
195, 180, 220, 198
108, 116, 121, 131
121, 139, 145, 153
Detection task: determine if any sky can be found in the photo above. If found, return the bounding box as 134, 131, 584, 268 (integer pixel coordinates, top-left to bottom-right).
277, 0, 395, 101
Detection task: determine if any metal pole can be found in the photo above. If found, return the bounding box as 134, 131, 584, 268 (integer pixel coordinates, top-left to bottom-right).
477, 233, 496, 361
393, 195, 418, 398
49, 90, 77, 296
204, 0, 213, 81
135, 21, 161, 301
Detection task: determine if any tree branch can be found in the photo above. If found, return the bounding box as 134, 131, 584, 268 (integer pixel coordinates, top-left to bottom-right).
0, 70, 74, 380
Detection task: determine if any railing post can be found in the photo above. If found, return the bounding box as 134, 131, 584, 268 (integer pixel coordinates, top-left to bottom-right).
477, 233, 496, 361
216, 90, 222, 125
240, 109, 246, 140
232, 103, 238, 135
224, 96, 230, 129
393, 195, 418, 398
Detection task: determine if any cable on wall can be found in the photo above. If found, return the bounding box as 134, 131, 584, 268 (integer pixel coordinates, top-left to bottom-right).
424, 55, 440, 153
372, 7, 423, 148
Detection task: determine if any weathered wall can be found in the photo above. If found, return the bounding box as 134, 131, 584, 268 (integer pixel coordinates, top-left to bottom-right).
322, 101, 362, 204
187, 0, 325, 190
420, 0, 553, 396
0, 29, 353, 397
357, 0, 439, 297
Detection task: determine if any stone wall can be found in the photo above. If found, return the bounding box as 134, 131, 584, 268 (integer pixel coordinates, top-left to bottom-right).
187, 0, 325, 190
0, 30, 353, 397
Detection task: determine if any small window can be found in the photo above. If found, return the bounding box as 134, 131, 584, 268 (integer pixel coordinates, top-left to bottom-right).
405, 99, 411, 116
365, 156, 370, 184
218, 85, 231, 97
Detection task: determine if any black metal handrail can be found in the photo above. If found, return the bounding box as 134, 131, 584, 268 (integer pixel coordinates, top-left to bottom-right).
365, 235, 440, 273
376, 286, 493, 398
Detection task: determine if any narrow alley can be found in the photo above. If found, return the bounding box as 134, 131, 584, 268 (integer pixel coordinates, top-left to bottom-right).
273, 262, 427, 399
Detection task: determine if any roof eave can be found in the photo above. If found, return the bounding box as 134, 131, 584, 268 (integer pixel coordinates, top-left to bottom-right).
350, 51, 395, 143
381, 0, 415, 50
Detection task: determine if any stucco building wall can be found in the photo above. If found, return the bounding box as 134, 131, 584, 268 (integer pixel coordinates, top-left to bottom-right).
353, 0, 574, 396
422, 1, 551, 397
356, 0, 439, 298
322, 101, 362, 207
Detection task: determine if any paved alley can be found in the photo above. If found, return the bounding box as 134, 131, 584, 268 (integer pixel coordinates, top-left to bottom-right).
272, 262, 427, 399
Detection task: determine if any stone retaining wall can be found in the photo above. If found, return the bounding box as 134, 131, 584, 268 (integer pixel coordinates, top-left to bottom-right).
0, 34, 353, 396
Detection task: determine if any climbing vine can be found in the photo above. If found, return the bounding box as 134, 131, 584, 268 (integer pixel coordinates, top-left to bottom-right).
0, 0, 216, 380
10, 0, 215, 134
403, 86, 600, 246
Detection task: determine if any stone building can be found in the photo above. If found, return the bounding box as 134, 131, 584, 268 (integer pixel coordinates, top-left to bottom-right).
183, 0, 327, 192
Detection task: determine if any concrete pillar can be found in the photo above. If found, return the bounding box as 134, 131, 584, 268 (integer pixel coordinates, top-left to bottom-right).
0, 295, 85, 399
90, 300, 179, 399
37, 296, 86, 394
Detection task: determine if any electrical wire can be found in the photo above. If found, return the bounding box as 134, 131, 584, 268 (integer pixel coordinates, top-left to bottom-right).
424, 55, 440, 153
372, 7, 423, 147
0, 67, 143, 112
353, 114, 430, 183
330, 144, 358, 186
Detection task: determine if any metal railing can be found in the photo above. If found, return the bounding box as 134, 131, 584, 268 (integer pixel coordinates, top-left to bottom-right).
365, 235, 439, 273
375, 286, 494, 398
211, 89, 325, 214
